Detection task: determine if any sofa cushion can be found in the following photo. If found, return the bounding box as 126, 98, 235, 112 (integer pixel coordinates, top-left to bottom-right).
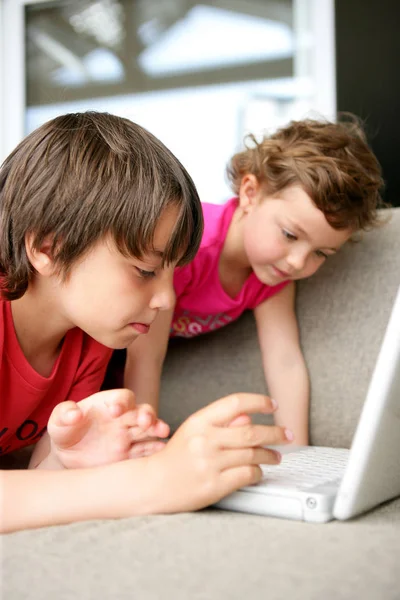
3, 498, 400, 599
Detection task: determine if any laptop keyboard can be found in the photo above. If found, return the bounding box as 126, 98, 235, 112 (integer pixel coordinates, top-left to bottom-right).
256, 446, 349, 490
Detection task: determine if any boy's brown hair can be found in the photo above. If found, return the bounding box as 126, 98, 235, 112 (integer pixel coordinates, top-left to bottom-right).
0, 111, 203, 301
227, 114, 385, 230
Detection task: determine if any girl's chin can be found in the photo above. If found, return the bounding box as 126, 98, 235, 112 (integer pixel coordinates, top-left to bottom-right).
254, 270, 279, 286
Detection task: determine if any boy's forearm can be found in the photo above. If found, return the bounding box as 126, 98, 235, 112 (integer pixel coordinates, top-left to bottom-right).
0, 458, 160, 533
0, 392, 293, 532
264, 356, 310, 445
28, 432, 57, 469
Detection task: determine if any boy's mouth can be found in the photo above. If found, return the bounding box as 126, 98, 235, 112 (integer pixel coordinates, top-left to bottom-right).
131, 322, 150, 334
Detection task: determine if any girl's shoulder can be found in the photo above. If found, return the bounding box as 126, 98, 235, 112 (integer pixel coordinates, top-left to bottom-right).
200, 198, 238, 250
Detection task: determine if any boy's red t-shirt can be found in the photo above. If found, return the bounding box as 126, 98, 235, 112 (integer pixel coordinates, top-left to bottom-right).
0, 299, 112, 455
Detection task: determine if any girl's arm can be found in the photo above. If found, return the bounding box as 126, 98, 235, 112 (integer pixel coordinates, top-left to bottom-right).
254, 282, 310, 445
124, 306, 175, 414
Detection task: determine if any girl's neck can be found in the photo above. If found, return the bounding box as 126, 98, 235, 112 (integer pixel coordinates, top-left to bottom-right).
220, 206, 251, 269
218, 207, 253, 299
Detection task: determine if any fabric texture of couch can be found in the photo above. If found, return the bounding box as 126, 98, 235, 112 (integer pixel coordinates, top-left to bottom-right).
2, 208, 400, 599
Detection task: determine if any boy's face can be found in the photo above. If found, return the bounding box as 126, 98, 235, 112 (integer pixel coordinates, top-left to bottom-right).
55, 206, 178, 348
240, 180, 353, 285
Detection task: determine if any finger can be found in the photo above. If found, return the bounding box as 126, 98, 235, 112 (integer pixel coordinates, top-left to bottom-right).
135, 404, 160, 430
195, 394, 278, 427
104, 388, 137, 417
216, 424, 292, 449
136, 410, 153, 430
228, 414, 252, 427
128, 440, 166, 458
128, 421, 170, 442
121, 416, 165, 440
118, 404, 158, 431
219, 447, 282, 470
219, 465, 263, 495
146, 419, 170, 439
74, 388, 136, 419
47, 401, 88, 451
49, 401, 82, 427
124, 405, 170, 438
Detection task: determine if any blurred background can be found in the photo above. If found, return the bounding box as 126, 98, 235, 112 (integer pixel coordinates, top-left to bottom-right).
0, 0, 398, 206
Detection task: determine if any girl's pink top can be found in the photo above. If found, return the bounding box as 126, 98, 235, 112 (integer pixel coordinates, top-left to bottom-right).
171, 198, 289, 338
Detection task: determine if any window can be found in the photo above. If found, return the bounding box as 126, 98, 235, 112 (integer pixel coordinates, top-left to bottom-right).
1, 0, 336, 202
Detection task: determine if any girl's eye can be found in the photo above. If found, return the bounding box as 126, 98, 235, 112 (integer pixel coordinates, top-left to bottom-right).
282, 229, 297, 241
315, 250, 328, 259
136, 267, 156, 279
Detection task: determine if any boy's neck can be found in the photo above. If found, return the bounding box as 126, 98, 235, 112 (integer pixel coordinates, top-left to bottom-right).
10, 284, 70, 377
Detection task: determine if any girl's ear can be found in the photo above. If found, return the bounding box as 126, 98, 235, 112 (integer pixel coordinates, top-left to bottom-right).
25, 233, 55, 276
238, 174, 261, 213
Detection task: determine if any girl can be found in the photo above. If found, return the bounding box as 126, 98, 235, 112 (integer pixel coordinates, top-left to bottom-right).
123, 116, 384, 445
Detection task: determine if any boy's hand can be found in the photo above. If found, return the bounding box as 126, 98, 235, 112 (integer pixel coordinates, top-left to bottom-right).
144, 393, 293, 513
45, 389, 170, 469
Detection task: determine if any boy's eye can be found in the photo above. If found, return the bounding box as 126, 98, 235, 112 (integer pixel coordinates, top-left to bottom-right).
136, 267, 156, 278
315, 250, 328, 259
282, 229, 297, 241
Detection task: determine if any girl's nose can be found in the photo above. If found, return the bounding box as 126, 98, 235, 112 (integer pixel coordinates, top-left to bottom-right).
286, 249, 308, 272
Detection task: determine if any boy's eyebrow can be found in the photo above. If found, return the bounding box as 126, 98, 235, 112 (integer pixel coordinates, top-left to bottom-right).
288, 221, 339, 252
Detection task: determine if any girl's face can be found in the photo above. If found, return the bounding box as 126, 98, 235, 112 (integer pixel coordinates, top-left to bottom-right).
240, 176, 353, 285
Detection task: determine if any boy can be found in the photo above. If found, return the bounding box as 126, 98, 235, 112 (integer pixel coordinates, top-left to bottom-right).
0, 112, 291, 532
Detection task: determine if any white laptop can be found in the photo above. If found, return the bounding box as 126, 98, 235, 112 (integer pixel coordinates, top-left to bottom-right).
215, 286, 400, 523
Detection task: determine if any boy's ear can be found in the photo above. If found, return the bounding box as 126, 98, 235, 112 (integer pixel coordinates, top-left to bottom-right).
238, 174, 261, 212
25, 233, 55, 276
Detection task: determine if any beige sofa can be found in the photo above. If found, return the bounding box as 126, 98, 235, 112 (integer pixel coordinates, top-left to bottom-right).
3, 208, 400, 599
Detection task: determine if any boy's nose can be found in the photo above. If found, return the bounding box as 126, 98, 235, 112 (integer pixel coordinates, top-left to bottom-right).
149, 284, 176, 312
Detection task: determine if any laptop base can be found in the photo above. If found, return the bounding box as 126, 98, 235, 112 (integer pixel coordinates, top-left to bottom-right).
215, 486, 338, 523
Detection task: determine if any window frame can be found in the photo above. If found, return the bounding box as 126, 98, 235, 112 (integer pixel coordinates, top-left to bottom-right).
0, 0, 336, 162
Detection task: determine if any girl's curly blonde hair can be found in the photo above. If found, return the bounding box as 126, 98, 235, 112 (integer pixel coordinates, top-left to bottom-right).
227, 115, 385, 230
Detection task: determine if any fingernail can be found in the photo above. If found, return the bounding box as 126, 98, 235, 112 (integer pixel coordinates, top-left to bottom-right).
285, 428, 294, 441
139, 412, 152, 424
271, 398, 278, 410
273, 450, 281, 462
64, 407, 80, 423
